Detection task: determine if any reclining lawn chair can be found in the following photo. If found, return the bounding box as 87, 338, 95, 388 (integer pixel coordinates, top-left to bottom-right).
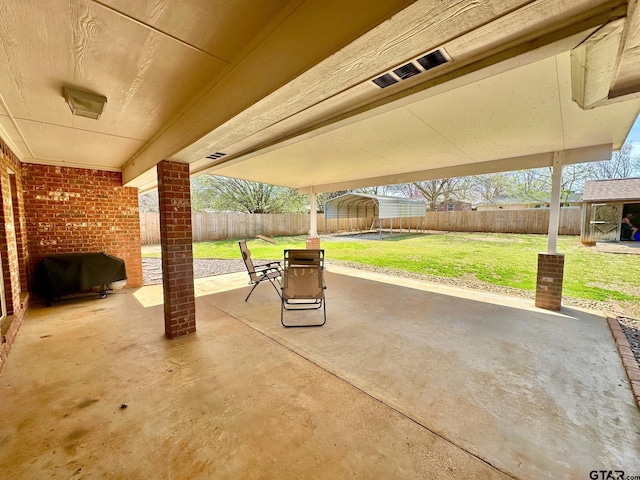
281, 249, 326, 327
239, 241, 282, 302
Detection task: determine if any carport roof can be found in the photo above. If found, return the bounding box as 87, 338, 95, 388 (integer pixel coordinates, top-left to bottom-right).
324, 193, 426, 220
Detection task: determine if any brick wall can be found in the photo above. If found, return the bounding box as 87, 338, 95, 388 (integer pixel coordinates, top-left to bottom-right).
10, 174, 29, 292
0, 138, 29, 373
22, 164, 143, 289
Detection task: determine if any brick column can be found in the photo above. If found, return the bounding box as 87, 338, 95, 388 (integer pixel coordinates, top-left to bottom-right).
535, 253, 564, 311
306, 237, 320, 249
0, 176, 15, 314
157, 161, 195, 339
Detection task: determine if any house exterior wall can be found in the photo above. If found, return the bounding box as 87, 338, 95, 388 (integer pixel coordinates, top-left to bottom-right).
434, 201, 471, 212
475, 203, 540, 211
22, 164, 143, 290
0, 138, 29, 373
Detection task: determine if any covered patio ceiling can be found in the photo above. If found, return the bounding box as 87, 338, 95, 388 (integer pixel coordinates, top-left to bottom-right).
1, 0, 640, 192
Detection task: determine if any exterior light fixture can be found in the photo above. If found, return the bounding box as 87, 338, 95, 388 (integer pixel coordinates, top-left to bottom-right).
63, 87, 107, 120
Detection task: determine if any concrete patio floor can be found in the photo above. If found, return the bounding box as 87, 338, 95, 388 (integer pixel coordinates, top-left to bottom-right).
1, 266, 638, 479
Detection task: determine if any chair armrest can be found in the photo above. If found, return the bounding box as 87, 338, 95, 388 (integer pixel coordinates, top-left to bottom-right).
253, 263, 281, 274
255, 261, 281, 270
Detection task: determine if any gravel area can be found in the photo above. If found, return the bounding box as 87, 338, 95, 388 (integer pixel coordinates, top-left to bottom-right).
142, 257, 640, 368
142, 258, 248, 285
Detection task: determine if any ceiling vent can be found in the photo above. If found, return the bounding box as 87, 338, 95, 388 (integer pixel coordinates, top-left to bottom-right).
371, 48, 450, 89
206, 152, 227, 160
416, 50, 448, 71
393, 62, 421, 80
372, 73, 398, 89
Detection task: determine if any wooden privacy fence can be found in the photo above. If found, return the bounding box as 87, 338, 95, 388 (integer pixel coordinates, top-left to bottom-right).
140, 213, 372, 244
422, 208, 581, 235
139, 208, 581, 244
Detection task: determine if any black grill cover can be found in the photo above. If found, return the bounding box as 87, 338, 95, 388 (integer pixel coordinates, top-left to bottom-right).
35, 252, 127, 304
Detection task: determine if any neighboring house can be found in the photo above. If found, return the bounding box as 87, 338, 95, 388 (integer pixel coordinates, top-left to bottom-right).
581, 178, 640, 243
433, 200, 472, 212
475, 194, 582, 211
475, 202, 545, 211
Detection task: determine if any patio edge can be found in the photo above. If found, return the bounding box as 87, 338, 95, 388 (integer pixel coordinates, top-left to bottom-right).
607, 316, 640, 410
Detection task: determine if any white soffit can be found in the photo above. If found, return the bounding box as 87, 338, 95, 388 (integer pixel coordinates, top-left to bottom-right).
204, 50, 640, 192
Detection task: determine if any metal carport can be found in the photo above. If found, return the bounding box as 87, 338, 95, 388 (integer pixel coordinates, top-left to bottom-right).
324, 193, 427, 236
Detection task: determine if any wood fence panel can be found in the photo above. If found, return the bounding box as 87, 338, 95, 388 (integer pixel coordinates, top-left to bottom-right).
139, 213, 161, 245
423, 208, 580, 234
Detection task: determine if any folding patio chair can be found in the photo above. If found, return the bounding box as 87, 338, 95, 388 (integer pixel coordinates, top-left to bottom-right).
280, 249, 326, 327
239, 241, 282, 302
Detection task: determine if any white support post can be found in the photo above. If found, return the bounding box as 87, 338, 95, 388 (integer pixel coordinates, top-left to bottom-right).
309, 188, 318, 237
547, 152, 564, 254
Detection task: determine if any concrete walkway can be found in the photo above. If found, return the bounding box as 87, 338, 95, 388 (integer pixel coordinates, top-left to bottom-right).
0, 267, 638, 479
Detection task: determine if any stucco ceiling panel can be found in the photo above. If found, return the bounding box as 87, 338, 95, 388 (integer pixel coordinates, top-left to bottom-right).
326, 107, 471, 170
99, 0, 294, 61
406, 56, 565, 162
0, 0, 226, 143
0, 115, 20, 137
17, 119, 145, 169
213, 135, 396, 189
0, 115, 27, 158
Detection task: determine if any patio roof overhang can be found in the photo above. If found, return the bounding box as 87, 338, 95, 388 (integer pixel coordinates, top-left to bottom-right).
1, 1, 639, 193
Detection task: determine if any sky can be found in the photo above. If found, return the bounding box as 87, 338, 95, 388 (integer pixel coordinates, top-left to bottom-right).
627, 114, 640, 155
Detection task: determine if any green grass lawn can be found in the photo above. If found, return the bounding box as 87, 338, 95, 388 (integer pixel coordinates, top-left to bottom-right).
142, 232, 640, 307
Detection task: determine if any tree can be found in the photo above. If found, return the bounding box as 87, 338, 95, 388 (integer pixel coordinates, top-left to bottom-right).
353, 185, 396, 196
138, 189, 158, 213
467, 173, 510, 205
587, 141, 640, 179
190, 175, 306, 213
506, 163, 590, 205
315, 190, 348, 212
402, 178, 471, 210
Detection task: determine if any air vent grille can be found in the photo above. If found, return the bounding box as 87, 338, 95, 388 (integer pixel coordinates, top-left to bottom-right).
393, 62, 421, 80
372, 73, 399, 89
371, 48, 450, 89
206, 152, 227, 160
416, 50, 448, 71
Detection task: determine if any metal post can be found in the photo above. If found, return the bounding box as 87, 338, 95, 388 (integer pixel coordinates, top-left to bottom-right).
547, 152, 564, 254
309, 188, 318, 237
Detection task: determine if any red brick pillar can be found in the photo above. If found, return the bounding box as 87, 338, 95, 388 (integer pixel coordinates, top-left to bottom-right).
157, 161, 196, 339
535, 253, 564, 311
306, 237, 320, 249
